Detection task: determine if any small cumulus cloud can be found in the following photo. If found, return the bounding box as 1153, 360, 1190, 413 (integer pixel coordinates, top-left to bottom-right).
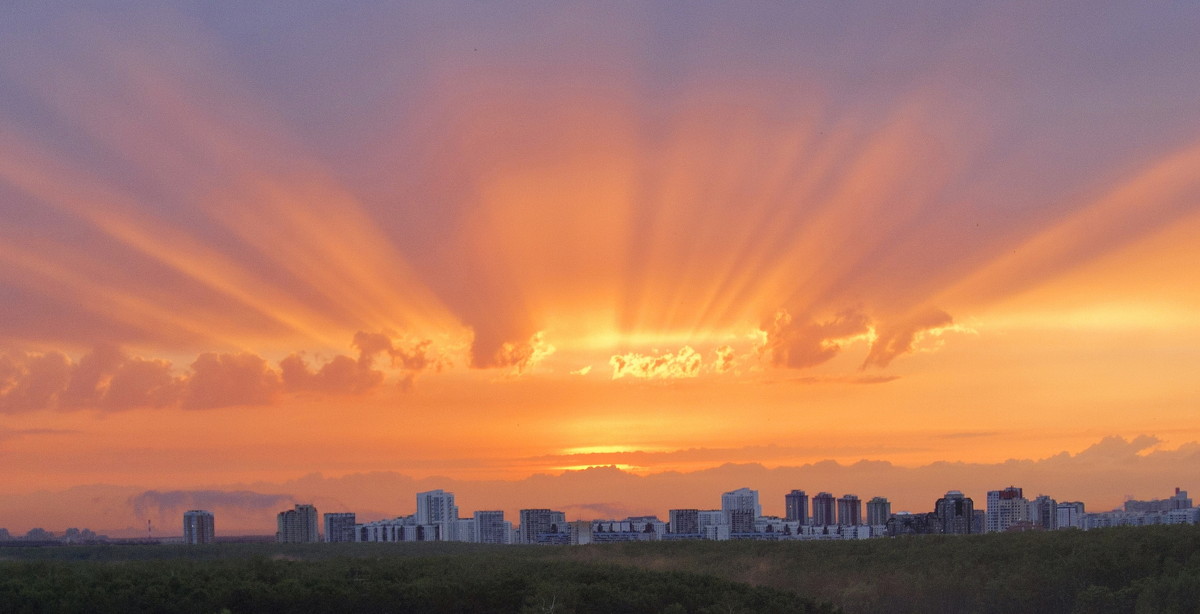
570, 365, 592, 376
610, 345, 703, 380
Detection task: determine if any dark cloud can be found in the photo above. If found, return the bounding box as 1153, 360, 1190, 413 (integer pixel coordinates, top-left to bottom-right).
761, 308, 871, 369
351, 331, 393, 366
59, 344, 125, 408
281, 331, 441, 394
862, 308, 953, 369
489, 332, 554, 375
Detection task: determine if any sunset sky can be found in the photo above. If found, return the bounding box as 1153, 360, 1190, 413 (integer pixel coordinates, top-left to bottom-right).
2, 3, 1199, 535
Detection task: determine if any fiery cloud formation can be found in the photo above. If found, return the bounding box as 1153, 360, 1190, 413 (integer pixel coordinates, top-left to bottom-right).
1, 3, 1199, 530
610, 346, 704, 380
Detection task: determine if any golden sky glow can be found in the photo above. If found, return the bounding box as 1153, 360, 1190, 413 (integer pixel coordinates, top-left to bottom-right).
2, 3, 1200, 534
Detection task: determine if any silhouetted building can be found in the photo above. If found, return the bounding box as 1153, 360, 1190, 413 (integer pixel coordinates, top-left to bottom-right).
812, 492, 836, 526
323, 513, 356, 543
183, 510, 214, 545
475, 511, 509, 544
277, 504, 319, 543
1125, 488, 1192, 513
885, 512, 938, 536
1029, 495, 1057, 530
934, 491, 974, 534
669, 509, 700, 535
729, 509, 755, 534
519, 509, 565, 544
837, 494, 862, 526
866, 497, 891, 526
986, 487, 1029, 533
785, 490, 809, 524
1056, 501, 1086, 529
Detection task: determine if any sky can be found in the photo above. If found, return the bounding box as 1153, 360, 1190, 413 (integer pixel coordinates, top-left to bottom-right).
1, 2, 1199, 536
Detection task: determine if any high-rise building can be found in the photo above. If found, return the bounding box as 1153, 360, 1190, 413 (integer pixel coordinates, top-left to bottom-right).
1029, 495, 1057, 530
1056, 501, 1085, 530
474, 511, 509, 544
837, 494, 862, 526
415, 490, 458, 526
866, 497, 891, 526
182, 510, 214, 545
986, 487, 1029, 533
519, 509, 565, 544
323, 513, 356, 543
785, 490, 809, 524
812, 492, 836, 526
277, 504, 319, 543
934, 491, 974, 534
669, 509, 700, 535
721, 487, 761, 523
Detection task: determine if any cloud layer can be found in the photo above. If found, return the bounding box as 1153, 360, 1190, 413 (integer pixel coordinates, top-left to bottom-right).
0, 332, 442, 412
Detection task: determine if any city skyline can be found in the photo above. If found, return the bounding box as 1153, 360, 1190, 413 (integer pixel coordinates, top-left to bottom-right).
2, 3, 1200, 535
9, 483, 1192, 543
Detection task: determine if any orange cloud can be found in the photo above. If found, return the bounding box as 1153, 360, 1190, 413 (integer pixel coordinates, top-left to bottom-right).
280, 354, 382, 396
760, 308, 872, 369
0, 350, 71, 412
182, 352, 281, 410
492, 332, 556, 376
0, 333, 450, 412
862, 308, 954, 369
